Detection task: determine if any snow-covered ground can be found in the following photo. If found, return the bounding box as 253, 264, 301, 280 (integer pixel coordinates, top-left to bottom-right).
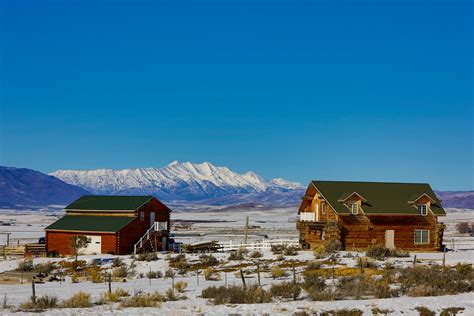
0, 208, 472, 315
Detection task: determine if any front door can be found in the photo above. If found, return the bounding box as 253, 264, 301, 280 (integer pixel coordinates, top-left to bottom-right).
82, 235, 101, 254
150, 212, 155, 228
385, 230, 395, 249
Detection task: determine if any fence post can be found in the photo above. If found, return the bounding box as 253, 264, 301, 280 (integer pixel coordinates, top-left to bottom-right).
240, 269, 246, 289
257, 262, 261, 287
31, 279, 36, 304
413, 255, 417, 268
108, 273, 112, 294
196, 269, 199, 286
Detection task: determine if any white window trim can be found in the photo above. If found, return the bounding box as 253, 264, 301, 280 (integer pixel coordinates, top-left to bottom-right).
414, 229, 430, 244
418, 204, 428, 216
348, 203, 358, 215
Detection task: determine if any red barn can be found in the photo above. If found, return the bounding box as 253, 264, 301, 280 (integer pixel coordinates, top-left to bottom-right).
46, 195, 171, 255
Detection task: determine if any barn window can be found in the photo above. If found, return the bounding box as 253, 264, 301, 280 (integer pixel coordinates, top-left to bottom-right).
418, 204, 428, 216
414, 229, 430, 244
348, 203, 358, 214
321, 203, 326, 214
140, 212, 145, 221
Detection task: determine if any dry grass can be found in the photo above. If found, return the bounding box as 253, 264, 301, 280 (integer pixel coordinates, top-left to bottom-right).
99, 288, 130, 303
174, 281, 188, 293
366, 244, 409, 260
313, 240, 341, 259
270, 282, 301, 301
320, 309, 363, 316
61, 292, 92, 308
270, 266, 289, 279
121, 292, 163, 307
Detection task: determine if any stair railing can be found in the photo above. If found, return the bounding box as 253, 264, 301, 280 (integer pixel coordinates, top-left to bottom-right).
134, 222, 158, 254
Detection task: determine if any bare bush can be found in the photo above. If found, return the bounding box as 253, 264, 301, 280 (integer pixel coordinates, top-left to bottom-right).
270, 266, 289, 279
137, 252, 158, 262
366, 244, 409, 260
456, 222, 472, 234
270, 282, 301, 301
146, 270, 163, 279
201, 284, 271, 304
313, 240, 341, 258
174, 281, 188, 293
121, 292, 163, 307
61, 292, 92, 308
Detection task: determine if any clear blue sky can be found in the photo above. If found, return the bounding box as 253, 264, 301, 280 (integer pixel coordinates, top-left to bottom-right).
0, 0, 472, 190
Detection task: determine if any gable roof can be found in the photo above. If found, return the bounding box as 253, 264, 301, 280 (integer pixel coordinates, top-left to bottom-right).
310, 180, 446, 216
45, 215, 136, 232
65, 195, 153, 211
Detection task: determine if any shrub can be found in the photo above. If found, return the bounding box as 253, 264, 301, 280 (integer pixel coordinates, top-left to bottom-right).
366, 244, 409, 260
283, 245, 299, 256
71, 273, 79, 283
415, 306, 435, 316
90, 269, 104, 283
61, 292, 92, 308
456, 222, 472, 234
199, 254, 219, 266
137, 252, 158, 262
169, 254, 189, 274
314, 240, 341, 258
165, 288, 177, 301
356, 256, 377, 269
336, 276, 372, 299
398, 265, 473, 296
121, 292, 162, 307
33, 261, 56, 275
112, 266, 128, 279
204, 268, 221, 281
371, 307, 392, 315
99, 288, 130, 303
320, 309, 363, 316
16, 260, 34, 272
440, 307, 465, 316
146, 270, 163, 279
228, 249, 245, 261
174, 281, 188, 293
270, 282, 301, 301
270, 266, 289, 279
249, 250, 263, 258
112, 257, 125, 267
306, 260, 321, 271
303, 274, 326, 291
271, 244, 285, 255
201, 284, 271, 304
20, 295, 58, 311
307, 288, 336, 301
164, 268, 176, 279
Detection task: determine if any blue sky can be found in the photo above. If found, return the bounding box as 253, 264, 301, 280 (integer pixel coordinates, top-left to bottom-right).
0, 0, 472, 190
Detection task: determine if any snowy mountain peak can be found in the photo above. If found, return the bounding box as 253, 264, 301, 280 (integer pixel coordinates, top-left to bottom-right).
50, 161, 303, 202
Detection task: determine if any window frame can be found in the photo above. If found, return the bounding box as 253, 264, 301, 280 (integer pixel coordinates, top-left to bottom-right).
348, 202, 358, 215
414, 229, 430, 244
418, 204, 428, 216
321, 203, 326, 214
140, 211, 145, 221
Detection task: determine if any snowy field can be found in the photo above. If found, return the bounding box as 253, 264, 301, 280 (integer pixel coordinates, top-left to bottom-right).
0, 207, 472, 315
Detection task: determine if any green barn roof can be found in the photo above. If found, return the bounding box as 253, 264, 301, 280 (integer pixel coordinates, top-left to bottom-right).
65, 195, 153, 211
310, 180, 446, 216
46, 215, 136, 232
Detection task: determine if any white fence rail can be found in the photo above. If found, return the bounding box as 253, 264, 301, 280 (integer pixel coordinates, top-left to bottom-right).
299, 212, 315, 222
218, 239, 299, 252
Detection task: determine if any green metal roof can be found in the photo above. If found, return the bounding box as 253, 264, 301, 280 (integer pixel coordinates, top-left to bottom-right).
45, 215, 136, 232
65, 195, 153, 211
311, 180, 446, 216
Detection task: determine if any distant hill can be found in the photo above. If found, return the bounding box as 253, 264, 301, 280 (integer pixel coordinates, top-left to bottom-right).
434, 191, 474, 210
0, 166, 90, 208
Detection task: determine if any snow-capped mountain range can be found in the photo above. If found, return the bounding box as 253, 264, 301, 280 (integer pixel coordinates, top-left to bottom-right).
51, 161, 304, 204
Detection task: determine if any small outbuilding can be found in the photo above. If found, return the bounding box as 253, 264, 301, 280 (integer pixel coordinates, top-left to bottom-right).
46, 195, 171, 255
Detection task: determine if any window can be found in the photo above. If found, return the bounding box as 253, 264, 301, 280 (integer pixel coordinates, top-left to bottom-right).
414, 229, 430, 244
140, 211, 145, 221
418, 204, 428, 216
321, 203, 326, 214
348, 203, 358, 214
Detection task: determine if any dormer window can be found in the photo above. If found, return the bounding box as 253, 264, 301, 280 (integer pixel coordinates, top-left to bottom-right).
348, 203, 358, 214
418, 204, 428, 216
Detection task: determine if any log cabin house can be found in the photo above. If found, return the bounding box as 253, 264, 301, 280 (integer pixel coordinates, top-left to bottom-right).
46, 195, 171, 255
297, 181, 446, 251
